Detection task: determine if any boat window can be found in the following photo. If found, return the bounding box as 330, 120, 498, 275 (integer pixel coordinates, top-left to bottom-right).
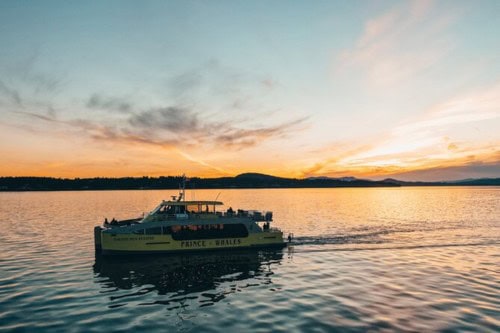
187, 204, 201, 213
133, 229, 144, 235
158, 205, 176, 215
145, 227, 162, 235
171, 223, 248, 240
162, 226, 172, 235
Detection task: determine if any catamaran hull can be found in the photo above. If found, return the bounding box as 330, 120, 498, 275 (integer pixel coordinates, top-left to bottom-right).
100, 243, 286, 255
96, 230, 286, 255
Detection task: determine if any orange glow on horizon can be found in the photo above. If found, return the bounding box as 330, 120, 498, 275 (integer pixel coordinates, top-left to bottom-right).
0, 144, 497, 182
0, 1, 498, 182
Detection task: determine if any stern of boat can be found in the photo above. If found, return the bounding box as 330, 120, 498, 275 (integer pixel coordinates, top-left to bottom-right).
94, 226, 103, 254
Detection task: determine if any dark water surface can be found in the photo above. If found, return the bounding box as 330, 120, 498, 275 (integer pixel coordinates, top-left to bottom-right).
0, 187, 498, 332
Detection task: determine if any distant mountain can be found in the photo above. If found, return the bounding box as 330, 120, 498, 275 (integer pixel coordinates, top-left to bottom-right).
0, 174, 498, 191
443, 178, 476, 184
451, 178, 500, 186
308, 176, 359, 182
382, 177, 500, 186
307, 176, 331, 180
235, 173, 287, 181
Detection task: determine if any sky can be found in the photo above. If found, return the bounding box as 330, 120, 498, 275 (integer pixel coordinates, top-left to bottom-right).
0, 0, 499, 181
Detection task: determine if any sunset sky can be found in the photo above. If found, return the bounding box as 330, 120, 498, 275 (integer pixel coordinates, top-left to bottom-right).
0, 0, 498, 181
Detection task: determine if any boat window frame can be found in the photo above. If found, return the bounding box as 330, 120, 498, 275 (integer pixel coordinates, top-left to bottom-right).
133, 229, 145, 235
145, 227, 162, 235
170, 223, 249, 240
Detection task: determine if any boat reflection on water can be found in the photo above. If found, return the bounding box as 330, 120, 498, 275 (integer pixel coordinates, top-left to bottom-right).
93, 250, 284, 309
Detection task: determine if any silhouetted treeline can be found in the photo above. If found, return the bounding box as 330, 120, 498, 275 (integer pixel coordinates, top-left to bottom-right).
0, 173, 395, 191
0, 173, 498, 191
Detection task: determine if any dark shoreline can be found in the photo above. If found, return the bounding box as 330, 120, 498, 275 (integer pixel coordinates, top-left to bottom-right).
1, 173, 498, 191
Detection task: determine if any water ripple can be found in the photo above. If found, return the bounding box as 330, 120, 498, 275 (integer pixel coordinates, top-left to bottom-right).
0, 188, 499, 332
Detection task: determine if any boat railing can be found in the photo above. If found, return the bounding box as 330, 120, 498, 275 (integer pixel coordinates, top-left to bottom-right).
104, 217, 142, 228
161, 214, 186, 220
225, 210, 272, 221
250, 211, 273, 221
262, 227, 282, 233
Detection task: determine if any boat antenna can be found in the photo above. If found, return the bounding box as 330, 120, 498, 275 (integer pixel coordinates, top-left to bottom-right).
213, 192, 221, 213
181, 174, 186, 202
191, 181, 195, 201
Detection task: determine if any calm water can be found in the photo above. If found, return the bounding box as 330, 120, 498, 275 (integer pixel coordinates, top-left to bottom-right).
0, 187, 499, 332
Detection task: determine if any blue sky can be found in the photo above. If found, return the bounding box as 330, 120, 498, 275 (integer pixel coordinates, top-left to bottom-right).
0, 0, 499, 180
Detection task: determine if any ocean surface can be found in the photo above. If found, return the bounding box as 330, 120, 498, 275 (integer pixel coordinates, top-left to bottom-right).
0, 187, 498, 332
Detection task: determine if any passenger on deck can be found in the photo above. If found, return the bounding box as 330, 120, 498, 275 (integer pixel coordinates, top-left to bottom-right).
227, 207, 234, 216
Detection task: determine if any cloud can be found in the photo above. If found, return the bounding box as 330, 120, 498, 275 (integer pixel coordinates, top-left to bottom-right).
6, 53, 64, 96
177, 151, 230, 175
167, 69, 204, 99
124, 106, 308, 150
16, 110, 56, 122
17, 99, 309, 152
299, 148, 500, 181
335, 0, 458, 88
0, 54, 65, 118
261, 78, 277, 90
88, 126, 178, 149
0, 79, 23, 106
300, 81, 500, 179
214, 117, 309, 149
166, 59, 239, 102
394, 82, 500, 136
343, 82, 500, 163
86, 94, 133, 113
300, 143, 375, 177
4, 56, 310, 176
383, 160, 500, 182
129, 106, 200, 133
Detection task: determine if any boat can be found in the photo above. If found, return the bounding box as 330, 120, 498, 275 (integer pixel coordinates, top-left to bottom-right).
94, 178, 286, 255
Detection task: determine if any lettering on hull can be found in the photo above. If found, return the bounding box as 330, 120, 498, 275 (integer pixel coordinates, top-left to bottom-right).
181, 238, 242, 248
215, 239, 242, 246
110, 236, 245, 248
113, 236, 154, 241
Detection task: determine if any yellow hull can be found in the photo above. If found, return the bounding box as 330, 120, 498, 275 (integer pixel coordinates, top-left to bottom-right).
100, 231, 285, 255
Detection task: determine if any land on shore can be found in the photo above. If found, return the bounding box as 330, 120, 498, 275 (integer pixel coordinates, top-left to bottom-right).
0, 173, 499, 191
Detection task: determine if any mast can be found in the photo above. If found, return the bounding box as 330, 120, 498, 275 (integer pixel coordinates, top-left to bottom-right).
181, 174, 186, 202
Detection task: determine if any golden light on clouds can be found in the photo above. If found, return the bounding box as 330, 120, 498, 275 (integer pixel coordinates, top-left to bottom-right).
0, 0, 498, 181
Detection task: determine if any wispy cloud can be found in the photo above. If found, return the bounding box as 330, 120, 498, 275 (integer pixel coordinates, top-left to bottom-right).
335, 0, 458, 88
86, 94, 133, 113
16, 93, 309, 154
0, 54, 65, 120
394, 82, 500, 136
129, 106, 200, 133
0, 79, 23, 106
106, 107, 307, 151
301, 81, 500, 180
213, 117, 309, 149
177, 151, 230, 175
383, 160, 500, 182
